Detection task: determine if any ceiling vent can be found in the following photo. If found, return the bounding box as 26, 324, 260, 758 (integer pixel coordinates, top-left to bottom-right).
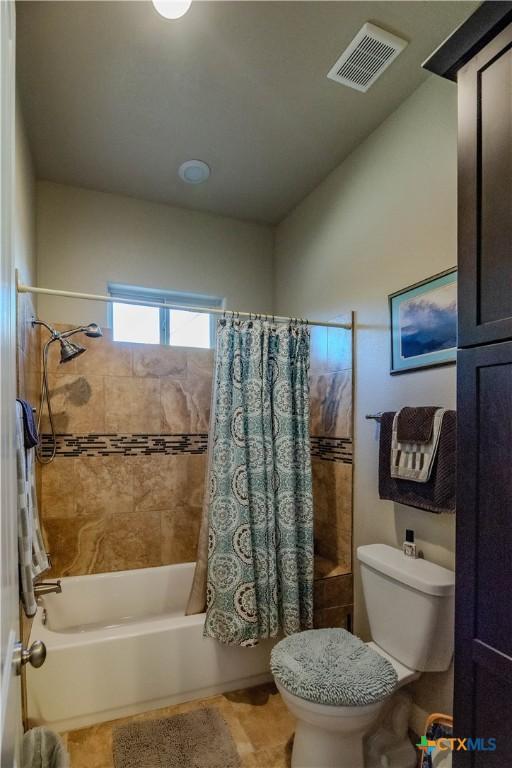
327, 23, 408, 93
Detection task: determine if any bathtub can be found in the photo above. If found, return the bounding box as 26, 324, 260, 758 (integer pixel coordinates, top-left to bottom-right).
27, 562, 274, 732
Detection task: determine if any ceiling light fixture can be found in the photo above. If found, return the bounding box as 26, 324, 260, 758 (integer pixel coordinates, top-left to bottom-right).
152, 0, 192, 20
178, 160, 211, 185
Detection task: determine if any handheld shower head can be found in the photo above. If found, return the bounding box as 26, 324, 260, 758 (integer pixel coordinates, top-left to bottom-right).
33, 319, 103, 344
60, 323, 103, 340
59, 338, 86, 364
84, 323, 102, 338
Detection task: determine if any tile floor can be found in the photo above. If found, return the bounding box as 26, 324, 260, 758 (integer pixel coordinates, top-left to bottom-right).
61, 682, 295, 768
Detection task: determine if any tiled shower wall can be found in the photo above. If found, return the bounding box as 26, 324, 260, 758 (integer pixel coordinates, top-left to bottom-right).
38, 325, 212, 577
17, 293, 41, 411
26, 319, 352, 589
310, 315, 353, 578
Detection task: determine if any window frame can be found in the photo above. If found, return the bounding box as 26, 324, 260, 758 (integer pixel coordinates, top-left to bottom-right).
107, 282, 225, 349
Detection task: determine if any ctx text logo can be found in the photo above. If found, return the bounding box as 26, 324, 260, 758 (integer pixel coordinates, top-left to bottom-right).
416, 735, 497, 754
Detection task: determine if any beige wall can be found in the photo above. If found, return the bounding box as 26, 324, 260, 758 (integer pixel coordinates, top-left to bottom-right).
274, 76, 457, 731
36, 181, 274, 327
15, 96, 36, 285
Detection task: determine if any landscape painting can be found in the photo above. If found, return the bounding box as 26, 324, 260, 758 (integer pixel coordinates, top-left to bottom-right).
389, 268, 457, 374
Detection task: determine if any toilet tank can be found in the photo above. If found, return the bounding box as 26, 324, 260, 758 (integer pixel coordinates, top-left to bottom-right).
357, 544, 455, 672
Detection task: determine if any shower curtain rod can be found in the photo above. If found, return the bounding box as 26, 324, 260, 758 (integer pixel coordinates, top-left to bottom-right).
16, 276, 352, 330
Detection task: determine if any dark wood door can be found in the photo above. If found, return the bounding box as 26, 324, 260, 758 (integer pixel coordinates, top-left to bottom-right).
456, 342, 512, 765
424, 7, 512, 763
458, 24, 512, 348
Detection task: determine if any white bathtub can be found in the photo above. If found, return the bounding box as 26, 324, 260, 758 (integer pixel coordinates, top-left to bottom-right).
27, 562, 274, 732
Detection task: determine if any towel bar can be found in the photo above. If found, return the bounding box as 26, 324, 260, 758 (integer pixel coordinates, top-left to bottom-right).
365, 413, 383, 422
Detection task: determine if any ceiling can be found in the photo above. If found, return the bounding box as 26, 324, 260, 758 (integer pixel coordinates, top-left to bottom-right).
16, 1, 476, 225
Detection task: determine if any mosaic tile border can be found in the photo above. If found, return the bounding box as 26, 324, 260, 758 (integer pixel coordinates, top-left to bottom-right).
41, 433, 209, 458
42, 433, 353, 462
310, 436, 353, 464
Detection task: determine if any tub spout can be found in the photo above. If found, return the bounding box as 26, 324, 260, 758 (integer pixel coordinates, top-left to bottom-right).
34, 580, 62, 598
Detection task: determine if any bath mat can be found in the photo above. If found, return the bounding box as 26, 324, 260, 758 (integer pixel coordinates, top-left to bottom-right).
112, 707, 241, 768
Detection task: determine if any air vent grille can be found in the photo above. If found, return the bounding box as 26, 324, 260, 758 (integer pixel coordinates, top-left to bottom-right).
327, 23, 408, 92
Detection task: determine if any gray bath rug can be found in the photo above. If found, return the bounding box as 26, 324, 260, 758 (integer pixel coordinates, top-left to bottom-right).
112, 707, 241, 768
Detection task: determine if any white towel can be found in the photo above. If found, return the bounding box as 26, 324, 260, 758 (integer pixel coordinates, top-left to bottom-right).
16, 402, 49, 617
22, 727, 69, 768
391, 407, 446, 483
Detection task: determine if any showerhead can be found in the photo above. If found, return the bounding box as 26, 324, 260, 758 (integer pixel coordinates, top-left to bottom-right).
59, 338, 86, 364
84, 323, 102, 338
33, 318, 103, 365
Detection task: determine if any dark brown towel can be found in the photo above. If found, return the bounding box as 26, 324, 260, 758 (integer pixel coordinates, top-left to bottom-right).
396, 406, 440, 443
379, 410, 456, 513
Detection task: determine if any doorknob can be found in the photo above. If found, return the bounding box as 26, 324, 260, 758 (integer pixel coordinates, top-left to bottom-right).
13, 640, 47, 676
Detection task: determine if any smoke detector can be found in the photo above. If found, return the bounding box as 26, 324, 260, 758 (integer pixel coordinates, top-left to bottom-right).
327, 23, 408, 93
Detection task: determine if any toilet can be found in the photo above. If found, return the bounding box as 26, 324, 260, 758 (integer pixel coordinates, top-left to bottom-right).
271, 543, 455, 768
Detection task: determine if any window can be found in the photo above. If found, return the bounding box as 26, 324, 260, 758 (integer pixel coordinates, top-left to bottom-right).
108, 283, 224, 349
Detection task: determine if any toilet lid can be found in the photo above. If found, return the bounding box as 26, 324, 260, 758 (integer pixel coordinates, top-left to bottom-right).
271, 629, 398, 707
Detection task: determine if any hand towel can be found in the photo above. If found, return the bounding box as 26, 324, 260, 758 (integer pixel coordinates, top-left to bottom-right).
379, 410, 456, 514
396, 406, 440, 443
391, 407, 446, 483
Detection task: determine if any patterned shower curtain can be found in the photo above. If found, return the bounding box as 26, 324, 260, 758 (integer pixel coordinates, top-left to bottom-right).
203, 318, 314, 646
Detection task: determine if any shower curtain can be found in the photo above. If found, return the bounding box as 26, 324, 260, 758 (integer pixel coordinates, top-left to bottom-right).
187, 317, 314, 647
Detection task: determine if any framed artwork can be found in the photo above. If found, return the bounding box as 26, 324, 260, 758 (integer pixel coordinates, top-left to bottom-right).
389, 267, 457, 375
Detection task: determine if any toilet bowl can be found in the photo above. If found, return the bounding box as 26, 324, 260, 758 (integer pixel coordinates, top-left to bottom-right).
272, 544, 455, 768
276, 642, 419, 768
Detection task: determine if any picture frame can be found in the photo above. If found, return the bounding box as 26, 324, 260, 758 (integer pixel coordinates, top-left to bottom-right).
389, 267, 457, 375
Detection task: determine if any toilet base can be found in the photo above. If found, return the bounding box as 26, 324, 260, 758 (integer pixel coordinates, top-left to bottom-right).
275, 680, 383, 768
364, 691, 417, 768
292, 721, 364, 768
280, 682, 417, 768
